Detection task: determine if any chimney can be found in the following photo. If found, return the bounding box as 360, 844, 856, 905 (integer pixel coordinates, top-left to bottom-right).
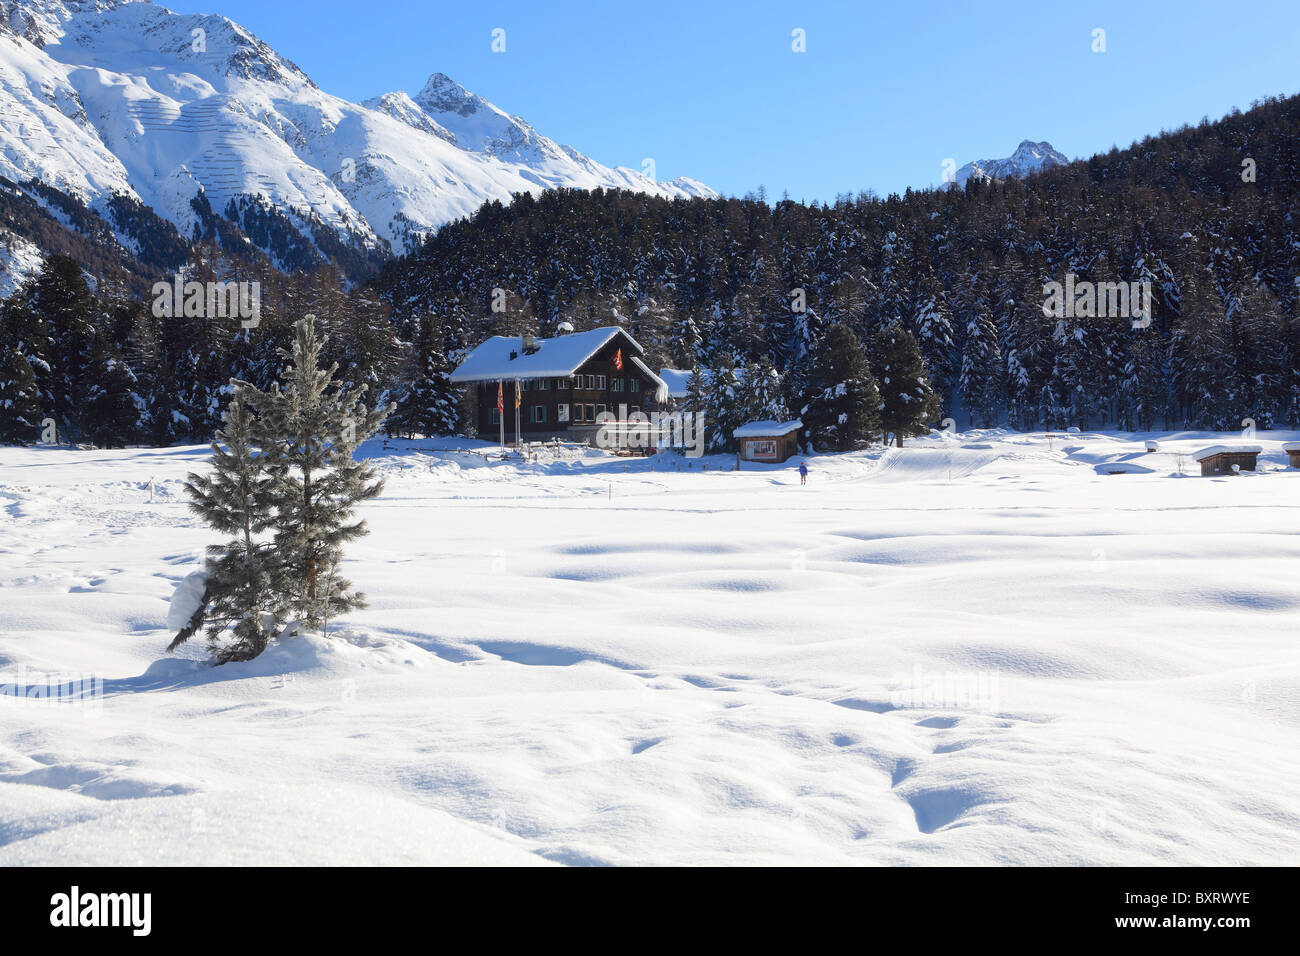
522, 333, 535, 351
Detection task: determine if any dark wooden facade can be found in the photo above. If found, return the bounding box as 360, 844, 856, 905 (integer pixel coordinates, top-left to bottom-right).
1198, 450, 1260, 476
470, 336, 660, 441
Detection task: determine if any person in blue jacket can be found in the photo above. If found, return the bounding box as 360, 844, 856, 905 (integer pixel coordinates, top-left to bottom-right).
798, 460, 808, 485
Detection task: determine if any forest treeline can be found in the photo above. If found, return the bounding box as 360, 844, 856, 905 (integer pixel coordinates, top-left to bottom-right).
2, 92, 1299, 447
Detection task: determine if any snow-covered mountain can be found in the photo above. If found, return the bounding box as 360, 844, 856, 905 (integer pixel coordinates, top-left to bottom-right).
0, 0, 716, 271
953, 140, 1069, 187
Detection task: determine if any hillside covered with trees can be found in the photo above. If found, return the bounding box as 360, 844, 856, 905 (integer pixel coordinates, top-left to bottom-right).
3, 92, 1299, 448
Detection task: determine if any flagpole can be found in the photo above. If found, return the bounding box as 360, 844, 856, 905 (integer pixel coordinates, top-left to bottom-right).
498, 379, 504, 450
515, 379, 521, 451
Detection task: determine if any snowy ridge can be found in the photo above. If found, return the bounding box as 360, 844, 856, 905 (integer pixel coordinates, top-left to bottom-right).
0, 0, 717, 264
954, 139, 1069, 187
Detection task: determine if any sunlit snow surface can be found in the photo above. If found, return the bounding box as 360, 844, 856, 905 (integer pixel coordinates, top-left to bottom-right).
1, 430, 1298, 865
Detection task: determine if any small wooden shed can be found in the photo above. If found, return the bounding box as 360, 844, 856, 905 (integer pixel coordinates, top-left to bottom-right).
734, 420, 803, 463
1283, 442, 1300, 469
1194, 444, 1262, 476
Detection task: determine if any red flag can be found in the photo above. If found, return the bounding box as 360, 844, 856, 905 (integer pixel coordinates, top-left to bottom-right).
614, 348, 623, 371
497, 382, 503, 413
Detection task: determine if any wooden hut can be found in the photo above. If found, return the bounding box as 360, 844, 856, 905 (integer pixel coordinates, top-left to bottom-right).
734, 420, 803, 463
1283, 442, 1300, 469
1194, 445, 1262, 476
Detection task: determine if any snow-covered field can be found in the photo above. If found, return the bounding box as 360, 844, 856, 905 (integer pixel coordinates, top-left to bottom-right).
2, 430, 1298, 866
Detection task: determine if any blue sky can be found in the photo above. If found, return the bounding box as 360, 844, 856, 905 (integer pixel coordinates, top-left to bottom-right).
168, 0, 1300, 202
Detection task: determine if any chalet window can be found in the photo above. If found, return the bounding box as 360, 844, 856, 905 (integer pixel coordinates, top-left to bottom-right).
558, 403, 569, 422
557, 377, 572, 390
490, 408, 501, 425
610, 378, 623, 392
630, 378, 640, 393
597, 375, 607, 390
531, 405, 547, 423
586, 404, 596, 421
585, 374, 595, 389
596, 404, 606, 419
538, 379, 550, 390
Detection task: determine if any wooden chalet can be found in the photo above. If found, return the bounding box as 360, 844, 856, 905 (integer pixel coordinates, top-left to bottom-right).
1194, 444, 1262, 476
449, 326, 668, 445
1284, 442, 1300, 469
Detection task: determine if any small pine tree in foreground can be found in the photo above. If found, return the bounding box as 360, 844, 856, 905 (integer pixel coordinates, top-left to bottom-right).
244, 314, 392, 636
170, 315, 392, 662
171, 391, 283, 663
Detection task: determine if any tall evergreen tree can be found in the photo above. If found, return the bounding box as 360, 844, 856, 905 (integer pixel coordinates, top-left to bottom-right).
870, 323, 941, 447
393, 314, 463, 438
959, 307, 1002, 427
800, 322, 881, 452
0, 347, 43, 444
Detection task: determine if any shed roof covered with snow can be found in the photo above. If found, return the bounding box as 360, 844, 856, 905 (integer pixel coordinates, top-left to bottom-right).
659, 368, 706, 399
1193, 444, 1262, 462
449, 327, 644, 383
733, 419, 803, 438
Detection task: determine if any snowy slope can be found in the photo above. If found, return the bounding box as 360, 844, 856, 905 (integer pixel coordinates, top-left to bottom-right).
954, 139, 1068, 186
0, 0, 716, 260
2, 429, 1299, 865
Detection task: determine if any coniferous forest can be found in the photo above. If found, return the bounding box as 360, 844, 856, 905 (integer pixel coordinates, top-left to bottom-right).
2, 92, 1299, 450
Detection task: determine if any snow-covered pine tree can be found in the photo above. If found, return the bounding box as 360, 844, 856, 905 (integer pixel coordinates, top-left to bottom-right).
0, 346, 43, 444
740, 356, 789, 423
13, 255, 97, 441
704, 354, 743, 453
799, 322, 881, 452
393, 314, 462, 438
870, 323, 941, 447
959, 307, 1001, 428
82, 333, 142, 448
246, 314, 393, 635
171, 390, 283, 663
1171, 267, 1230, 428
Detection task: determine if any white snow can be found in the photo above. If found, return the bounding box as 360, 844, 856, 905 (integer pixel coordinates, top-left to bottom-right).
1193, 444, 1262, 461
0, 1, 718, 255
449, 327, 641, 383
733, 419, 802, 438
954, 139, 1069, 187
2, 428, 1300, 865
658, 368, 696, 399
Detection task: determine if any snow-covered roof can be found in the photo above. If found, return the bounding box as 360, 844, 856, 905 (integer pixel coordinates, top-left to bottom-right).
1282, 442, 1300, 452
449, 327, 643, 383
734, 419, 803, 438
1193, 444, 1262, 462
629, 356, 669, 403
659, 367, 708, 398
